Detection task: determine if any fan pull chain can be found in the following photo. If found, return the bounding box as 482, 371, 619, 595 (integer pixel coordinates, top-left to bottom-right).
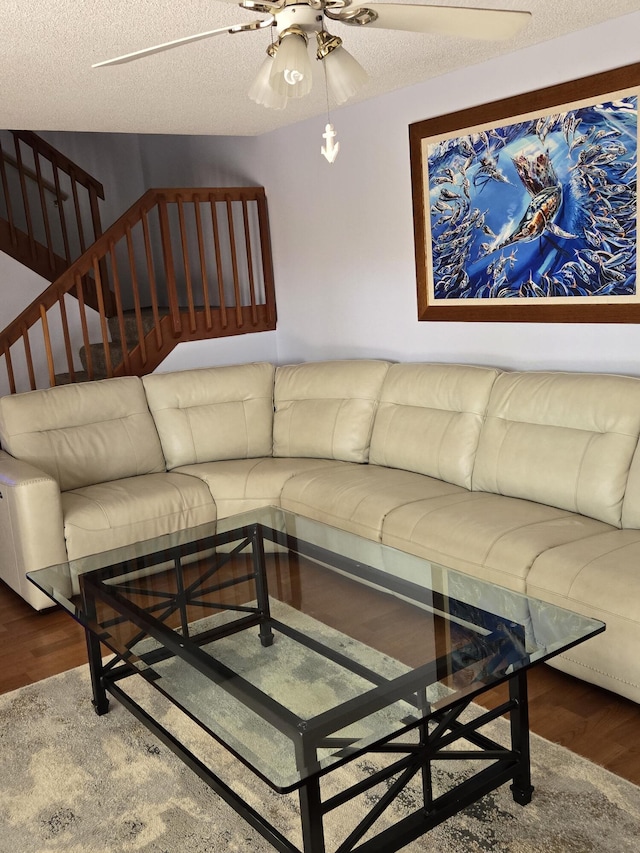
321, 58, 339, 164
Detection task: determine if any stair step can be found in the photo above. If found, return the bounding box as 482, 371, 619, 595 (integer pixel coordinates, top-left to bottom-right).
56, 306, 183, 385
79, 341, 124, 380
108, 309, 162, 346
53, 370, 91, 385
77, 309, 164, 380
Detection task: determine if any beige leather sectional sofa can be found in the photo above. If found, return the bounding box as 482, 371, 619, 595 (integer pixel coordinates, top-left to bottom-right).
0, 359, 639, 704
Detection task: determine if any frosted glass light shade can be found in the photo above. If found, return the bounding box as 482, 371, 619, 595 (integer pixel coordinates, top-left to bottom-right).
269, 32, 312, 99
323, 46, 367, 105
248, 53, 287, 109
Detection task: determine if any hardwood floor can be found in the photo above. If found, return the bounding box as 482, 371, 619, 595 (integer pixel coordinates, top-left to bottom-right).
1, 564, 639, 787
0, 581, 87, 693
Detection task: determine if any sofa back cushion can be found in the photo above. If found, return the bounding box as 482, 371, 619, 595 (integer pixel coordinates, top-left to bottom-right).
369, 363, 500, 488
0, 376, 165, 491
473, 371, 640, 526
143, 363, 275, 469
273, 360, 390, 462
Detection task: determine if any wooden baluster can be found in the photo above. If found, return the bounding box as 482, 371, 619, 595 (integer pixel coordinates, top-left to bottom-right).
71, 176, 86, 254
194, 199, 212, 330
74, 273, 94, 380
87, 182, 112, 312
226, 196, 244, 327
57, 292, 76, 383
126, 223, 147, 365
109, 240, 131, 374
158, 199, 181, 336
88, 184, 103, 243
176, 196, 196, 332
52, 167, 72, 265
33, 154, 55, 272
3, 345, 16, 395
13, 136, 36, 260
22, 325, 36, 390
40, 304, 56, 388
142, 209, 163, 349
210, 196, 228, 329
242, 199, 259, 325
257, 190, 276, 327
92, 255, 113, 378
0, 139, 18, 247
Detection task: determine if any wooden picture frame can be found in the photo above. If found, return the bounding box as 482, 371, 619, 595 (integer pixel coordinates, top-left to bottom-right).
409, 62, 640, 322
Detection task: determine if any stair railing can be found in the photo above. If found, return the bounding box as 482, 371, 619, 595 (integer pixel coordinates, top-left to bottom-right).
0, 131, 107, 288
0, 187, 276, 396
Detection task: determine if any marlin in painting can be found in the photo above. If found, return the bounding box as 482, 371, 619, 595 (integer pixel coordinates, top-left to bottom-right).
490, 147, 576, 253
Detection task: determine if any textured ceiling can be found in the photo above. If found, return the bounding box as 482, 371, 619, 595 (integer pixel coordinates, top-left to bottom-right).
2, 1, 640, 136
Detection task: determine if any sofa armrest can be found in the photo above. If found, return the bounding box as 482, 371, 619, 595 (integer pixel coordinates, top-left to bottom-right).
0, 450, 68, 609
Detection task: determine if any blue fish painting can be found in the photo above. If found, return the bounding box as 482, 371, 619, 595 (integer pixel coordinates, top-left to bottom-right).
426, 96, 637, 300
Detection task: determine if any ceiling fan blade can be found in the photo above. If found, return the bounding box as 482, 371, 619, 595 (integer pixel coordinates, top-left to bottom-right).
334, 4, 531, 40
92, 18, 271, 67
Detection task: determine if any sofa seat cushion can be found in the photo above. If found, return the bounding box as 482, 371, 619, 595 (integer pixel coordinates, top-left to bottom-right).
273, 360, 390, 462
173, 458, 344, 518
381, 493, 612, 592
62, 472, 217, 560
142, 363, 275, 468
526, 529, 640, 703
280, 464, 467, 541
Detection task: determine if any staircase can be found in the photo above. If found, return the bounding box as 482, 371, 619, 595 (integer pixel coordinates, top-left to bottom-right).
54, 309, 164, 384
0, 133, 277, 396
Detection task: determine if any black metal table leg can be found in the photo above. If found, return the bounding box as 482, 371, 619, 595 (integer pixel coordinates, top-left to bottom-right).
509, 670, 534, 805
84, 627, 109, 715
252, 524, 274, 647
417, 688, 433, 812
80, 580, 109, 716
299, 777, 326, 853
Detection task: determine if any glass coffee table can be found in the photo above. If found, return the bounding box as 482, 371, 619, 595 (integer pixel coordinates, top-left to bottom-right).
28, 506, 604, 853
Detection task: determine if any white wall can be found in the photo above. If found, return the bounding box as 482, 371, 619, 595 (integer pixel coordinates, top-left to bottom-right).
0, 251, 54, 395
137, 133, 262, 188
250, 11, 640, 375
154, 331, 278, 373
1, 251, 50, 325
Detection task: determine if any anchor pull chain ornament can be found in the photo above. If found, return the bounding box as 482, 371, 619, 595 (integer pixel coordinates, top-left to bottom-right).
320, 55, 340, 164
321, 122, 339, 163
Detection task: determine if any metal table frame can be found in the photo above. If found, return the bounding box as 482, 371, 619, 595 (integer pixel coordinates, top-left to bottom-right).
41, 518, 600, 853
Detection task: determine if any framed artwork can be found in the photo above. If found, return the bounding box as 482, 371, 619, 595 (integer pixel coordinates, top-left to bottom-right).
409, 62, 640, 322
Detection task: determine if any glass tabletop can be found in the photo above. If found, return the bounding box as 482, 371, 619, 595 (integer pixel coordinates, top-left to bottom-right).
28, 506, 604, 792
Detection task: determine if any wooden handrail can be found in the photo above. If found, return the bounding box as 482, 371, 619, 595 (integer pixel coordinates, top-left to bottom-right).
0, 130, 106, 289
11, 131, 105, 197
0, 150, 68, 200
0, 187, 277, 395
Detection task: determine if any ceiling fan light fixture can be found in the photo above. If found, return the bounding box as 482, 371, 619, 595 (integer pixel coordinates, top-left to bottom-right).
317, 33, 367, 106
315, 30, 342, 60
269, 27, 313, 99
248, 43, 288, 109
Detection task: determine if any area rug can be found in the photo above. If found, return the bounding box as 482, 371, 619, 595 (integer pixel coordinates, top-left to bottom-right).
1, 606, 639, 852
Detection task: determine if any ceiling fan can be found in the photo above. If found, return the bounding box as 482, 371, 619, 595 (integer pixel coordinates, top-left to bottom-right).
93, 2, 532, 112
